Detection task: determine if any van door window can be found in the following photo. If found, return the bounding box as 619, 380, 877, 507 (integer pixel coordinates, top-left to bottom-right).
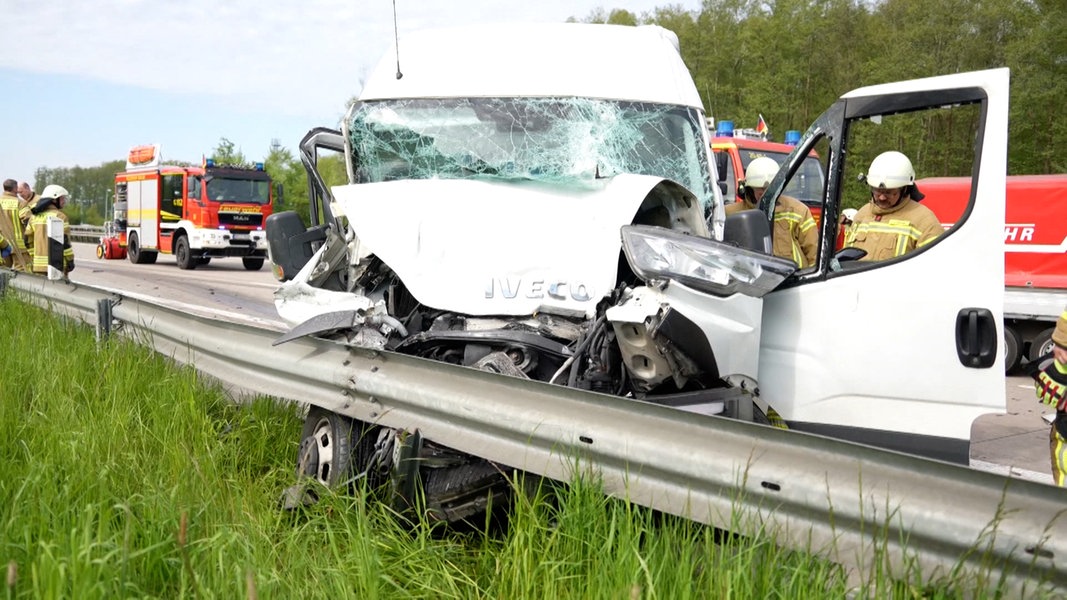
775, 101, 982, 278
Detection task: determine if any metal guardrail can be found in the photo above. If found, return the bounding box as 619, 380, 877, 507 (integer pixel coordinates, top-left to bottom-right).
69, 225, 104, 244
3, 269, 1064, 596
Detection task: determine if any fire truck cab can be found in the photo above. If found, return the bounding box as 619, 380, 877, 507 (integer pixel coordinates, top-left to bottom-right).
114, 144, 273, 270
711, 120, 825, 222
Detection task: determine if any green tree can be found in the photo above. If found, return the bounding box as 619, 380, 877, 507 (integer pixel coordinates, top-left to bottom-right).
210, 137, 249, 167
32, 160, 125, 225
264, 139, 308, 215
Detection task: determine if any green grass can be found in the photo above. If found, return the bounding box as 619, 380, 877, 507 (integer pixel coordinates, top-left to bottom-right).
0, 295, 1047, 598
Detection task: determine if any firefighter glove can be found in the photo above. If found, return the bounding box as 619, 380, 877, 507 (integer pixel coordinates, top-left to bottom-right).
0, 246, 10, 259
66, 259, 75, 273
1036, 368, 1067, 411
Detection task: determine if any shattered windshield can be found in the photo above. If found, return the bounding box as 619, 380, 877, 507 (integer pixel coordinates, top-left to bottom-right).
348, 97, 713, 209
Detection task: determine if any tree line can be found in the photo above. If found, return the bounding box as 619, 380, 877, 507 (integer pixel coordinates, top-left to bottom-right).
30, 0, 1065, 225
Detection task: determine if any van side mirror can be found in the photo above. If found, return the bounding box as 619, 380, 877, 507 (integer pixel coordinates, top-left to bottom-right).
265, 211, 328, 281
723, 209, 772, 255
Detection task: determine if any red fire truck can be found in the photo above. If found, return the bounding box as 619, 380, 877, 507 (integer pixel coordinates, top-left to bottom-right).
921, 174, 1067, 371
111, 144, 273, 270
710, 119, 825, 221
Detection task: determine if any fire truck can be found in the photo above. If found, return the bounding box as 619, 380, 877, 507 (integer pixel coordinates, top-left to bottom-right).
710, 119, 825, 221
112, 144, 273, 270
921, 174, 1067, 372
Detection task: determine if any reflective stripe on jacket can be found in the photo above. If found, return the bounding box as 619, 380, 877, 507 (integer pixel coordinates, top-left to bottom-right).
725, 195, 818, 267
0, 193, 30, 250
844, 199, 943, 261
25, 209, 74, 274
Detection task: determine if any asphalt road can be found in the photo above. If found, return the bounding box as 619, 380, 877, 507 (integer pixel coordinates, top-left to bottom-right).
69, 242, 284, 330
67, 243, 1059, 485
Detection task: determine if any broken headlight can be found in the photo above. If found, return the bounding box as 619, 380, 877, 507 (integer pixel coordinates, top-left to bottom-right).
620, 225, 797, 298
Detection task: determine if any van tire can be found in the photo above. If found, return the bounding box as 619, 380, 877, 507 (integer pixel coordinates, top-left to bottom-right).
1028, 327, 1056, 363
1003, 326, 1021, 373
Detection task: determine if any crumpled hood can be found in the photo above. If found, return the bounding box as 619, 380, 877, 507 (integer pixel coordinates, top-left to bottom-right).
332, 174, 685, 318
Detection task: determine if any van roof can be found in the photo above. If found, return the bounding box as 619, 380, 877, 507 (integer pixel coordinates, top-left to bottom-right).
359, 23, 703, 109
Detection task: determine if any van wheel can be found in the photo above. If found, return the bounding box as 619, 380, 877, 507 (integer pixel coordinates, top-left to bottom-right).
242, 257, 264, 271
1028, 328, 1057, 363
175, 236, 197, 270
297, 407, 358, 488
1003, 326, 1021, 373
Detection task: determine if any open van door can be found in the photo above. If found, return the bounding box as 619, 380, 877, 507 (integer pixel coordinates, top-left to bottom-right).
757, 68, 1009, 464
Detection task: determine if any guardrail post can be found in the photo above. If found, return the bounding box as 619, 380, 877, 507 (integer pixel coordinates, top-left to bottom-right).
0, 271, 7, 297
95, 298, 114, 343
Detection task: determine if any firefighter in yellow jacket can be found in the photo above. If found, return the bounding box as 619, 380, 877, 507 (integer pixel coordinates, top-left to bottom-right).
0, 178, 31, 271
24, 184, 75, 276
725, 156, 818, 268
844, 151, 943, 261
1033, 311, 1067, 486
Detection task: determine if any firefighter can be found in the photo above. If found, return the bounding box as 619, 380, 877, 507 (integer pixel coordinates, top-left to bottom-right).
726, 156, 818, 268
844, 151, 943, 261
0, 178, 32, 271
1034, 311, 1067, 486
24, 184, 75, 276
17, 181, 39, 207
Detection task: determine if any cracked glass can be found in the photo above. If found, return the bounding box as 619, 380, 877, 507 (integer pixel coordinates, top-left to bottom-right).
347, 97, 713, 210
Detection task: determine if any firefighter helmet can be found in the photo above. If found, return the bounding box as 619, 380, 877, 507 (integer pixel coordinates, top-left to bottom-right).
744, 156, 780, 189
41, 184, 70, 200
865, 151, 914, 190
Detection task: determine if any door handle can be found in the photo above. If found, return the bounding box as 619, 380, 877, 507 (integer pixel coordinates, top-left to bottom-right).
954, 308, 997, 369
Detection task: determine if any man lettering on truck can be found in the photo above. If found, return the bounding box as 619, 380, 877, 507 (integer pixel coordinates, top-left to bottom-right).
725, 156, 817, 268
844, 151, 942, 261
1033, 311, 1067, 487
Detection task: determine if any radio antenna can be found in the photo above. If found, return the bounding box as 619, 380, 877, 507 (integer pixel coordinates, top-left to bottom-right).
393, 0, 403, 79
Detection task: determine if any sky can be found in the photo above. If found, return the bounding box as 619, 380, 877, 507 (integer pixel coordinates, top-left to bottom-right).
0, 0, 701, 188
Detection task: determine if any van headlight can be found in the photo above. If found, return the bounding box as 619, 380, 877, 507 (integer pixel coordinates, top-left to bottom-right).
620, 225, 797, 298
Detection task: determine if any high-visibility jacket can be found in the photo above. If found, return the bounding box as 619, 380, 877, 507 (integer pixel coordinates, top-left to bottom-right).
1036, 357, 1067, 486
725, 195, 818, 267
843, 199, 943, 261
24, 207, 74, 274
0, 191, 32, 271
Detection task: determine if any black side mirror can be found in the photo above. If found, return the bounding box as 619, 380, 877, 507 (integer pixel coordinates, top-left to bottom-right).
723, 209, 772, 255
265, 211, 328, 281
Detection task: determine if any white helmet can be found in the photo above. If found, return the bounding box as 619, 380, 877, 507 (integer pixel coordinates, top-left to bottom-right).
744, 156, 780, 188
41, 184, 70, 200
865, 151, 914, 190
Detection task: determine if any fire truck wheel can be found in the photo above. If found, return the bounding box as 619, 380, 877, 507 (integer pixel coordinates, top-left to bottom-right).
1003, 326, 1021, 373
175, 236, 197, 270
297, 407, 359, 489
242, 257, 265, 271
1028, 327, 1056, 363
96, 244, 105, 259
127, 233, 157, 265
